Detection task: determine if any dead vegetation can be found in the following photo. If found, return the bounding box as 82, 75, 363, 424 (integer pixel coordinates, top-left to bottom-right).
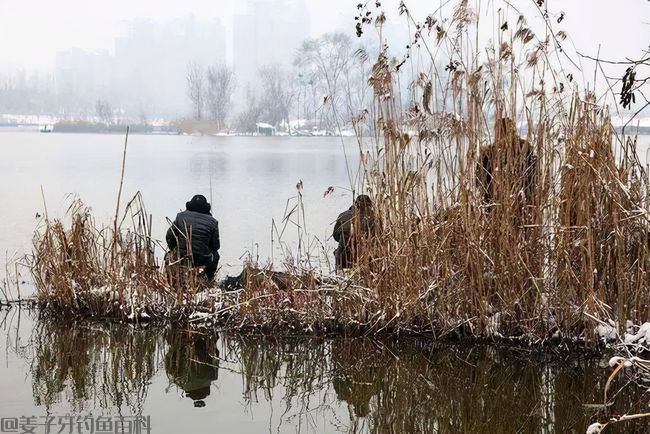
341, 0, 650, 343
29, 193, 227, 320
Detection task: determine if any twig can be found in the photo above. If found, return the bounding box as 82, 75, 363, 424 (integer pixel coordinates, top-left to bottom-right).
113, 126, 130, 247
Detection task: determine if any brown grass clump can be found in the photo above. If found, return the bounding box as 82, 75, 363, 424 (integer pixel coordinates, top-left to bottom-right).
30, 194, 209, 319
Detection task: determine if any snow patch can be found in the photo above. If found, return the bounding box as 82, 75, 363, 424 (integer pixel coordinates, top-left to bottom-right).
608, 356, 624, 368
624, 322, 650, 345
189, 311, 212, 321
595, 319, 618, 342
586, 422, 603, 434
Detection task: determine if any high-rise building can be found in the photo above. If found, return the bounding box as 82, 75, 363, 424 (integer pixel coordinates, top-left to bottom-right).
233, 0, 310, 96
113, 16, 227, 116
54, 16, 227, 118
55, 48, 112, 116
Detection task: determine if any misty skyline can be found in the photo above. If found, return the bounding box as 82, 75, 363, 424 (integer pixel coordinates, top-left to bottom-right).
54, 15, 229, 117
0, 0, 647, 121
1, 0, 336, 71
2, 0, 648, 73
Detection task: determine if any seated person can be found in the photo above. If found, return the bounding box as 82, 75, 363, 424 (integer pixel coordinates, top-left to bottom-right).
166, 194, 220, 281
333, 195, 375, 270
476, 117, 537, 206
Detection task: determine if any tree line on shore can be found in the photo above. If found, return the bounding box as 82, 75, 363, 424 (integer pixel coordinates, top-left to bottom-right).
0, 32, 378, 135
185, 32, 376, 134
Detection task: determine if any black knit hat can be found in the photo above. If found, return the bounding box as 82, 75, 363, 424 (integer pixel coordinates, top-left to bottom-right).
186, 194, 211, 214
354, 194, 372, 209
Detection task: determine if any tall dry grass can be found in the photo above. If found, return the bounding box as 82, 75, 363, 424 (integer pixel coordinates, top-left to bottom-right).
340, 0, 650, 341
30, 193, 211, 318
350, 94, 649, 338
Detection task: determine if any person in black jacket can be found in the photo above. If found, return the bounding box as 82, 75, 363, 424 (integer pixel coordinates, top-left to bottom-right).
332, 195, 374, 270
166, 194, 220, 281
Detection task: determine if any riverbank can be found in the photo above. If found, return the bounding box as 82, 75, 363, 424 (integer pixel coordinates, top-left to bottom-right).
6, 300, 601, 357
20, 194, 630, 351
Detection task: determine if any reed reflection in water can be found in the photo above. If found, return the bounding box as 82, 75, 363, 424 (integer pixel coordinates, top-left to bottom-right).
8, 315, 648, 433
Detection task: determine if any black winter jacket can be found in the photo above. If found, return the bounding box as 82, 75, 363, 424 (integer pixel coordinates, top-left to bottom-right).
332, 207, 374, 249
333, 208, 353, 246
166, 210, 220, 258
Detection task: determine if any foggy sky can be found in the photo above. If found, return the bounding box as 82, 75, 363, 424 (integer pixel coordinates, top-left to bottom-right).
2, 0, 648, 72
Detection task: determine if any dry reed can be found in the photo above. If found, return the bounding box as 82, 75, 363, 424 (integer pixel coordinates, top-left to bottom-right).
339, 0, 650, 343
30, 193, 209, 319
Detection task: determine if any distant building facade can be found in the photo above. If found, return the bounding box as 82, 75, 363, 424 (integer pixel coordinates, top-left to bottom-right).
54, 16, 226, 118
113, 16, 226, 116
233, 0, 310, 99
55, 49, 112, 116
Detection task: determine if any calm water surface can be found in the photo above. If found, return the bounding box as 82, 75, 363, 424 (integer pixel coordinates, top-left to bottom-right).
1, 310, 647, 434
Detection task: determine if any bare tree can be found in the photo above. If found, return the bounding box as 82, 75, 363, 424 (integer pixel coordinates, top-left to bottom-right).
186, 62, 205, 121
206, 64, 236, 130
294, 32, 358, 130
258, 64, 295, 129
234, 85, 263, 133
95, 99, 112, 125
0, 69, 57, 115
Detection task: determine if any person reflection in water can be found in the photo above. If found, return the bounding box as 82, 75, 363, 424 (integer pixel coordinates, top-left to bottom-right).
332, 195, 375, 271
166, 194, 220, 282
165, 330, 219, 408
332, 339, 384, 418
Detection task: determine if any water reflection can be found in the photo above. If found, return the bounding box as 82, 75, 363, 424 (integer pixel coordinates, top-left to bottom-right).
29, 319, 159, 414
165, 329, 219, 407
7, 315, 648, 433
331, 339, 384, 419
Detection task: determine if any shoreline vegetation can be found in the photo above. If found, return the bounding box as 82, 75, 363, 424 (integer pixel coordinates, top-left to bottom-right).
0, 119, 353, 136
18, 1, 650, 349
3, 120, 650, 136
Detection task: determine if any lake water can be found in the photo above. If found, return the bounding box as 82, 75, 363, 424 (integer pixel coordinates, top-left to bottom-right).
1, 131, 649, 433
0, 310, 645, 434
